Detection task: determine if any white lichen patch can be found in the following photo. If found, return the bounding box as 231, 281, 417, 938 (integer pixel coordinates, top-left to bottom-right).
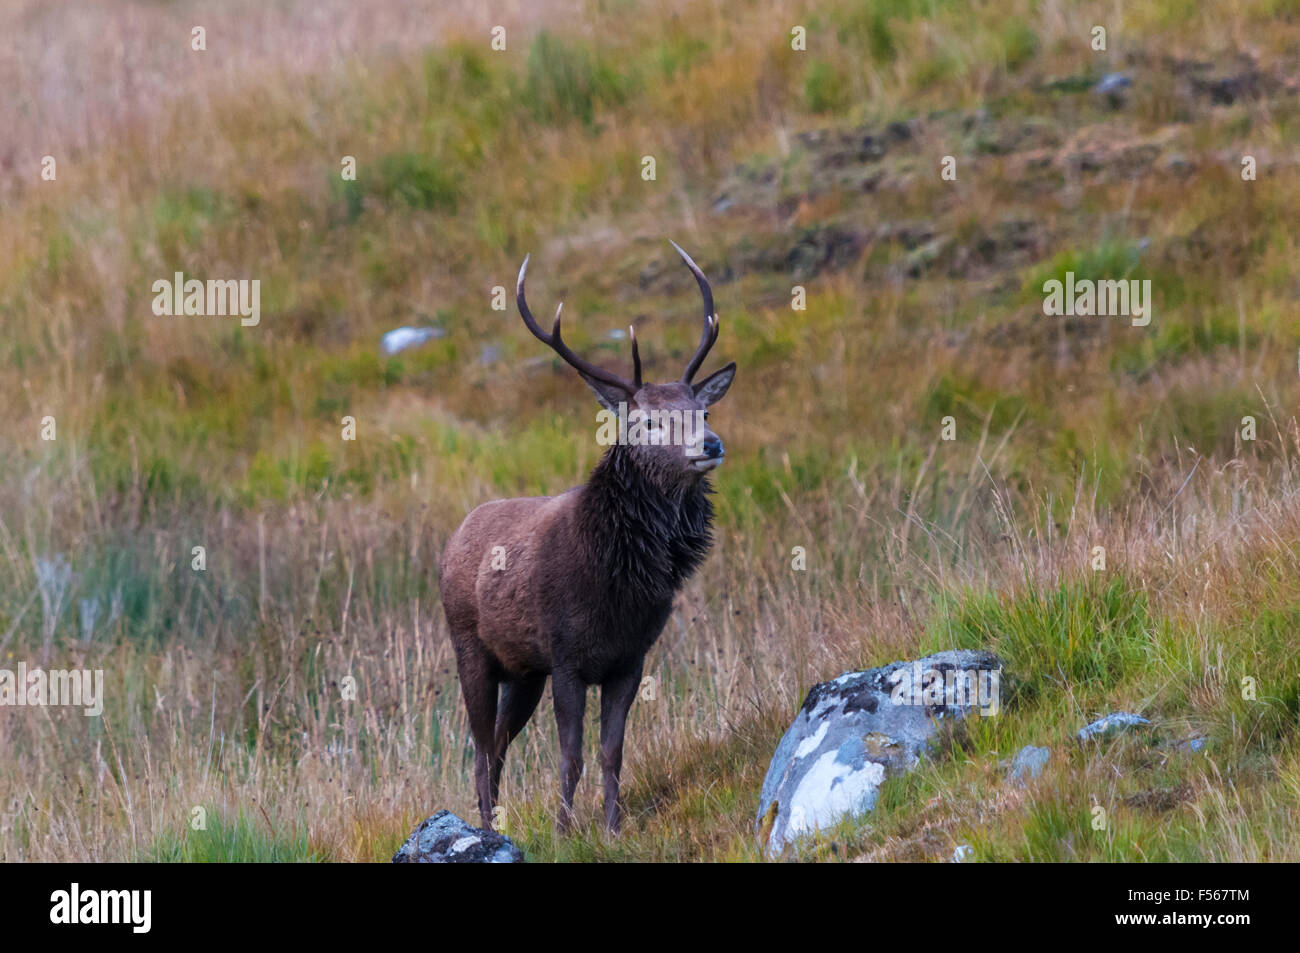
449, 835, 480, 854
785, 750, 885, 840
793, 720, 829, 759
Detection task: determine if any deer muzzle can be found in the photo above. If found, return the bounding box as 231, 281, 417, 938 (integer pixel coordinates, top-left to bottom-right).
691, 435, 725, 471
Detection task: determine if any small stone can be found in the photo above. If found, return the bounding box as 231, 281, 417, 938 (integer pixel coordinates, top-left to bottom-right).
1008, 745, 1051, 784
1093, 73, 1133, 95
381, 325, 445, 355
392, 810, 523, 863
1077, 711, 1151, 744
1093, 72, 1133, 108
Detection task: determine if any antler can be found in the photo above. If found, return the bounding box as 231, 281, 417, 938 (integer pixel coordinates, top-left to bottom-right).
517, 255, 640, 394
669, 240, 719, 383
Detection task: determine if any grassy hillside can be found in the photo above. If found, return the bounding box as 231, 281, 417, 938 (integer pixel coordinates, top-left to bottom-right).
2, 0, 1300, 860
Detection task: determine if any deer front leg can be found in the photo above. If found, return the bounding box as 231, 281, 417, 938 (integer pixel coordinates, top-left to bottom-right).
551, 666, 587, 833
599, 661, 644, 834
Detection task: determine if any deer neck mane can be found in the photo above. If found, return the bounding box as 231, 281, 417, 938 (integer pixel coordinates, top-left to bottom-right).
576, 444, 714, 601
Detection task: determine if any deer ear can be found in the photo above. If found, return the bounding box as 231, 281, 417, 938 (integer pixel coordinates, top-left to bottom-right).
692, 361, 735, 406
580, 374, 632, 413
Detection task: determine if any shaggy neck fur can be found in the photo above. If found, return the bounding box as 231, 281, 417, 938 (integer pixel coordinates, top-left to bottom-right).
576, 444, 714, 603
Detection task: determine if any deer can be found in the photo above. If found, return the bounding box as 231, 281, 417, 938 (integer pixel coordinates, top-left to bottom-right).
438, 242, 735, 834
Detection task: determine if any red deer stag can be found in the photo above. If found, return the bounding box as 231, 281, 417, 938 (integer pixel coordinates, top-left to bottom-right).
439, 242, 735, 833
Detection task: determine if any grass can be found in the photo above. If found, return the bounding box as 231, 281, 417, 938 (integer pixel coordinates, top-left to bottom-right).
143, 812, 323, 863
3, 0, 1300, 861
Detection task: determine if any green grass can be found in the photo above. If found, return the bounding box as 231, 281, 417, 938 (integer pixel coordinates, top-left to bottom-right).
143, 812, 323, 862
928, 577, 1154, 702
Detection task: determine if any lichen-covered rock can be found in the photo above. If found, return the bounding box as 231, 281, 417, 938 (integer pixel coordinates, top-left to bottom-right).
1076, 711, 1151, 744
755, 649, 1002, 858
392, 810, 523, 863
1008, 744, 1051, 785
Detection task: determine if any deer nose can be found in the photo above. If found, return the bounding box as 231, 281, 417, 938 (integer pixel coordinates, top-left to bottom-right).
702, 435, 724, 459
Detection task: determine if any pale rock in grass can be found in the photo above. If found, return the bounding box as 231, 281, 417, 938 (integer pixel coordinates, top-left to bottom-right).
755, 649, 1002, 858
1163, 735, 1208, 754
1094, 72, 1133, 108
1007, 744, 1051, 785
381, 325, 445, 355
1076, 711, 1151, 744
392, 810, 523, 863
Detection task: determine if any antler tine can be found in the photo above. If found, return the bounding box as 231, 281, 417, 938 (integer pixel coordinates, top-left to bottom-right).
516, 255, 639, 394
670, 240, 719, 383
629, 324, 642, 389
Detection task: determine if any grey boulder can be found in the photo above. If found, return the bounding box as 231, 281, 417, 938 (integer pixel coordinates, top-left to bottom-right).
392, 810, 523, 863
755, 649, 1002, 858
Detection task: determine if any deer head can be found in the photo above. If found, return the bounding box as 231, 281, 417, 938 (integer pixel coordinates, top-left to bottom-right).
516, 241, 736, 489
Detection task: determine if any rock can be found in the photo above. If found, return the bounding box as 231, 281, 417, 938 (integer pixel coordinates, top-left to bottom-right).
1076, 711, 1151, 744
392, 810, 523, 863
1190, 66, 1272, 104
784, 224, 871, 280
1093, 72, 1133, 96
381, 325, 444, 355
1093, 72, 1133, 109
1008, 745, 1051, 785
902, 236, 950, 277
1167, 53, 1278, 105
951, 844, 974, 863
755, 649, 1002, 858
1165, 735, 1208, 754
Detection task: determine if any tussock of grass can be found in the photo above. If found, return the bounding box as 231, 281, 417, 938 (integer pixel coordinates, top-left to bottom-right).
929, 577, 1153, 701
143, 812, 322, 863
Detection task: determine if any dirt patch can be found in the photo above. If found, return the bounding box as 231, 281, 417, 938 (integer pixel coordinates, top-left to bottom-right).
1123, 783, 1195, 813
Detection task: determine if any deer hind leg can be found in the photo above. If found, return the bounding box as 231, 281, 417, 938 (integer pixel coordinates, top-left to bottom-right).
490, 674, 548, 814
453, 640, 500, 830
551, 667, 587, 833
599, 661, 644, 834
